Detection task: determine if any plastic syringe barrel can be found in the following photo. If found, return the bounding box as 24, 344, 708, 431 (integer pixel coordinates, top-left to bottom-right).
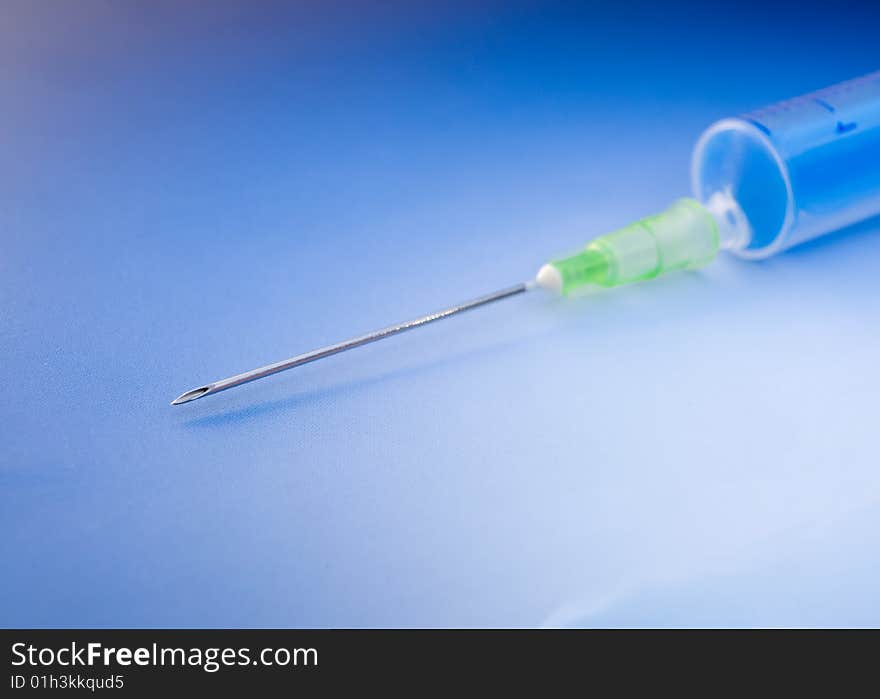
540, 71, 880, 295
692, 70, 880, 259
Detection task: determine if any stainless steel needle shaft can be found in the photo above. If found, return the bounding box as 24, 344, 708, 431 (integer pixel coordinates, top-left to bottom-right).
171, 282, 531, 405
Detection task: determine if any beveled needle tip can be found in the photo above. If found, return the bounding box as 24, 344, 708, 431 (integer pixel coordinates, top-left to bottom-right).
171, 386, 212, 406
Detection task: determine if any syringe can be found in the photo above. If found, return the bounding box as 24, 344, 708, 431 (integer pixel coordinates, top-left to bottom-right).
172, 70, 880, 406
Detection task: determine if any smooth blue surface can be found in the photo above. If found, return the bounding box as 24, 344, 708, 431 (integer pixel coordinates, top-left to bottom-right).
2, 1, 880, 627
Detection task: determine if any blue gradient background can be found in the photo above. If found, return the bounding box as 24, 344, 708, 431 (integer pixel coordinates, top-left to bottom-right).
2, 1, 880, 627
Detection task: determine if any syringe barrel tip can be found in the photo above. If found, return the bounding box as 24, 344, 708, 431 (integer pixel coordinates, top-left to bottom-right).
537, 198, 720, 294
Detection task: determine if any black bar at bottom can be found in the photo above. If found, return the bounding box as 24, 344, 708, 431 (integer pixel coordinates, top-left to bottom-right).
2, 629, 875, 695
